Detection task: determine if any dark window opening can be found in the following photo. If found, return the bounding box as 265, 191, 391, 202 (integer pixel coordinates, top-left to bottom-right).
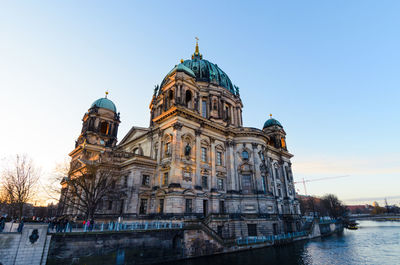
185, 199, 192, 213
217, 225, 223, 237
139, 199, 147, 214
219, 201, 225, 214
202, 176, 208, 189
273, 223, 278, 235
202, 100, 207, 118
203, 200, 208, 216
100, 122, 109, 134
247, 224, 257, 236
142, 175, 150, 186
159, 199, 164, 214
120, 200, 124, 214
185, 90, 192, 108
213, 100, 218, 110
163, 172, 169, 186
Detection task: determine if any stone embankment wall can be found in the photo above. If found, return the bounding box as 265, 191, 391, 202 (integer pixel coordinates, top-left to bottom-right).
1, 220, 344, 265
47, 229, 186, 265
0, 224, 51, 265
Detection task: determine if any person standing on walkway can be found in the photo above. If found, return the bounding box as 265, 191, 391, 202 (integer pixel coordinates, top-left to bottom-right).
0, 217, 5, 232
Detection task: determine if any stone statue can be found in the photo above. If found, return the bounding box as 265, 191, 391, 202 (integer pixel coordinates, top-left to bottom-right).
234, 85, 240, 95
184, 143, 191, 156
153, 85, 159, 96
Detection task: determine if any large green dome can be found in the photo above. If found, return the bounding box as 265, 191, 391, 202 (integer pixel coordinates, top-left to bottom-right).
160, 42, 237, 95
90, 97, 117, 112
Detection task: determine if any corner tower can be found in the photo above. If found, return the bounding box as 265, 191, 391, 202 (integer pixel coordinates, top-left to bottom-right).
70, 92, 120, 166
263, 114, 287, 151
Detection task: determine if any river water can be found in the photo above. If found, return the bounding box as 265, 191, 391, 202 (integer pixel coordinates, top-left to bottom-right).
160, 220, 400, 265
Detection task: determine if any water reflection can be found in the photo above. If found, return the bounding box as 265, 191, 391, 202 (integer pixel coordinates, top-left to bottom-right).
158, 221, 400, 265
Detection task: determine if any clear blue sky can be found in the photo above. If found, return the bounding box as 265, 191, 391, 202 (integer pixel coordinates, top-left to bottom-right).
1, 1, 399, 205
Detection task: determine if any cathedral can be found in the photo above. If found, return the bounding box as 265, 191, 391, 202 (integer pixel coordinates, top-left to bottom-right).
61, 41, 301, 237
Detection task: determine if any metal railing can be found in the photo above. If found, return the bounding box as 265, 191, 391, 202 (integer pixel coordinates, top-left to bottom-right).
319, 217, 337, 224
48, 221, 185, 233
236, 231, 308, 245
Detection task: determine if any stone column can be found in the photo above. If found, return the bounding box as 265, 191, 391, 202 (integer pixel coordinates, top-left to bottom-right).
232, 142, 239, 191
230, 106, 235, 125
218, 96, 222, 118
252, 143, 261, 192
171, 122, 183, 185
156, 131, 163, 186
226, 140, 235, 191
210, 137, 216, 190
236, 107, 240, 127
195, 129, 202, 187
281, 163, 290, 198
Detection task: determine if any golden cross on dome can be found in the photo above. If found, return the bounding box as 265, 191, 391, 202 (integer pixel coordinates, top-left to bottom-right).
270, 114, 273, 118
195, 37, 199, 55
105, 90, 109, 98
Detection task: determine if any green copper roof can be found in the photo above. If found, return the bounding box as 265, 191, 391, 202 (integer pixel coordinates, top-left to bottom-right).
165, 63, 196, 78
160, 44, 238, 95
263, 118, 282, 129
90, 97, 117, 112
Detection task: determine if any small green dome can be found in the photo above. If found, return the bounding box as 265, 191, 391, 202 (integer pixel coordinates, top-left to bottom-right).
263, 117, 282, 129
90, 97, 117, 112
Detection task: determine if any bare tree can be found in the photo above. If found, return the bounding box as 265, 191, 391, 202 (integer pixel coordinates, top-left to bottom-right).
58, 160, 122, 220
1, 155, 39, 220
321, 194, 347, 218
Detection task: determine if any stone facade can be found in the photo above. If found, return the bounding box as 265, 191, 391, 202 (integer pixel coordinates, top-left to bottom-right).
60, 42, 301, 239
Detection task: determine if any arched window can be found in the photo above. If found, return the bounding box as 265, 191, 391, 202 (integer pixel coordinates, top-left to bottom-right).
168, 90, 174, 108
213, 99, 218, 110
202, 100, 207, 118
99, 121, 109, 134
163, 134, 172, 158
215, 144, 225, 166
185, 90, 192, 108
242, 150, 249, 160
281, 137, 286, 149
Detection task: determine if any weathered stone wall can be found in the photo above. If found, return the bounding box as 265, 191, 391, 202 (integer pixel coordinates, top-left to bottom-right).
47, 229, 185, 265
0, 223, 50, 265
183, 229, 224, 257
0, 233, 20, 265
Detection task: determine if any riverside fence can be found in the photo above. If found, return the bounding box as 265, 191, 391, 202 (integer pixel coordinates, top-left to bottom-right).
48, 221, 185, 233
236, 231, 308, 245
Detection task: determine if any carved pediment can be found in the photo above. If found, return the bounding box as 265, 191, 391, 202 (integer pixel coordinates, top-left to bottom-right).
160, 163, 171, 170
216, 171, 226, 178
239, 163, 252, 173
201, 168, 210, 175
